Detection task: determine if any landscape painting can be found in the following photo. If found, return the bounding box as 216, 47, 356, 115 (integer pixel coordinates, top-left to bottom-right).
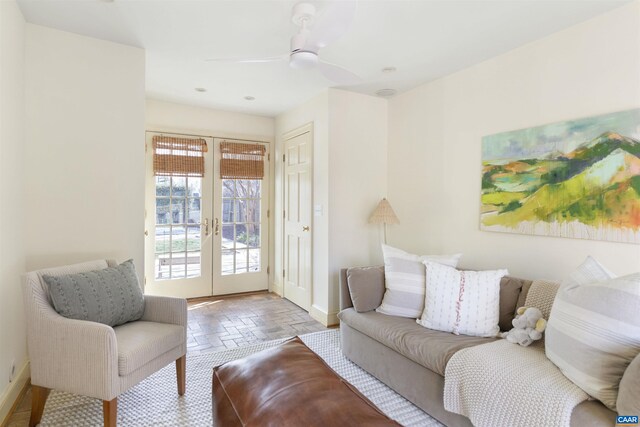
481, 108, 640, 244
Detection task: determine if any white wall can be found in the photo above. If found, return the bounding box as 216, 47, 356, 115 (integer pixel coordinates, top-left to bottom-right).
0, 0, 28, 421
388, 2, 640, 280
146, 99, 274, 140
275, 89, 387, 324
327, 89, 388, 318
25, 25, 146, 273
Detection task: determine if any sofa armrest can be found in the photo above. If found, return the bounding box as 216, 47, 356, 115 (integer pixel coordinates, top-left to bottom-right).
340, 268, 354, 310
141, 295, 187, 327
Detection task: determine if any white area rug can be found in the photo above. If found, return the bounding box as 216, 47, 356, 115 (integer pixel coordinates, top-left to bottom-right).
40, 329, 441, 426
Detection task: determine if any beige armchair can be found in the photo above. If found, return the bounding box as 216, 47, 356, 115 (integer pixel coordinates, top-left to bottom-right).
22, 259, 187, 427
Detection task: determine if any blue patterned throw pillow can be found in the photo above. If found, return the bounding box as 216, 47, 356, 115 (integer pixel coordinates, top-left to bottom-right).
44, 259, 145, 327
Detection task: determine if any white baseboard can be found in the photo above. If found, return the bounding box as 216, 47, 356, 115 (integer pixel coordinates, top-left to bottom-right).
0, 360, 30, 426
309, 304, 339, 326
270, 281, 283, 297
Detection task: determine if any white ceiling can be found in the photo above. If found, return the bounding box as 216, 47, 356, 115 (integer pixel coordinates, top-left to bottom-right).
17, 0, 630, 117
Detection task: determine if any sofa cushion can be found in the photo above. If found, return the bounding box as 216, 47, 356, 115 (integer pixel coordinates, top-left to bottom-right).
376, 244, 462, 318
339, 308, 495, 376
114, 321, 185, 376
546, 273, 640, 410
499, 276, 531, 331
617, 350, 640, 415
347, 266, 385, 313
44, 259, 145, 327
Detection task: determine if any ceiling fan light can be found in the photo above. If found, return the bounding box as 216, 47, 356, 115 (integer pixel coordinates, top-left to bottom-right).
289, 51, 319, 69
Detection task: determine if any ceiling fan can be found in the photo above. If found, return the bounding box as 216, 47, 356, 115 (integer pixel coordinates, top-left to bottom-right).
206, 1, 361, 85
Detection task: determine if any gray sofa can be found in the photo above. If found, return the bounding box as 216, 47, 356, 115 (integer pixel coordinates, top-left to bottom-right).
338, 266, 616, 427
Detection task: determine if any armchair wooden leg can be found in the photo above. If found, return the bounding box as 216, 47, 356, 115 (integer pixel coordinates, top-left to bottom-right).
176, 355, 186, 396
103, 398, 117, 427
29, 385, 50, 427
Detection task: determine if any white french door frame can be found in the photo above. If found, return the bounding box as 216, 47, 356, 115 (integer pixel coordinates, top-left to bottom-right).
144, 129, 273, 299
212, 138, 270, 295
144, 131, 214, 299
281, 123, 313, 311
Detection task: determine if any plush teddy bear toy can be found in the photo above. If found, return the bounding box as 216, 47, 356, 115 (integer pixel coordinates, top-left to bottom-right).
500, 306, 547, 347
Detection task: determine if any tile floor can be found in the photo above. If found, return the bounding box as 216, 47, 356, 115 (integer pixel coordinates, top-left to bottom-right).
5, 292, 328, 426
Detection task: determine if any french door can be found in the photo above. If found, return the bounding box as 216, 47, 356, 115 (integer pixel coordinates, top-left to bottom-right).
212, 138, 270, 295
144, 132, 269, 298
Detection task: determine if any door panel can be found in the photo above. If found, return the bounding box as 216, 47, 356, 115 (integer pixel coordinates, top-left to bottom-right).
212, 139, 270, 295
283, 130, 312, 310
144, 132, 214, 298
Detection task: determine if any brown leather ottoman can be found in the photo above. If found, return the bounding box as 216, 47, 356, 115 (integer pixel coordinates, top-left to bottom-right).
213, 336, 401, 426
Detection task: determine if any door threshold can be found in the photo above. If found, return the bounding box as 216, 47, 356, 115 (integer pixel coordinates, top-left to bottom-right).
187, 289, 271, 303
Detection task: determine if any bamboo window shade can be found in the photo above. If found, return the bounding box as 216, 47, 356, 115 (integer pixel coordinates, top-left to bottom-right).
220, 142, 266, 179
152, 135, 208, 177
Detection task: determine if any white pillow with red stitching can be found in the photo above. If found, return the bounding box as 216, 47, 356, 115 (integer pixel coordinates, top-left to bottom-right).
416, 261, 508, 337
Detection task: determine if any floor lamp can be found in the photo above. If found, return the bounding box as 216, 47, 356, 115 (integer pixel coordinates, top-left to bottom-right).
369, 198, 399, 244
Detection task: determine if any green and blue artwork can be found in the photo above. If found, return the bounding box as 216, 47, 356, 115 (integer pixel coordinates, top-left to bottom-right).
481, 108, 640, 244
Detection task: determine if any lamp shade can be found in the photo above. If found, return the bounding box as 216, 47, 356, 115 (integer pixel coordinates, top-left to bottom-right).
369, 198, 399, 225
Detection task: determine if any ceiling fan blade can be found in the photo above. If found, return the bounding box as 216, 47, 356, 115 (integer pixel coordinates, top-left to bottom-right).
205, 54, 288, 64
304, 1, 357, 51
317, 60, 361, 85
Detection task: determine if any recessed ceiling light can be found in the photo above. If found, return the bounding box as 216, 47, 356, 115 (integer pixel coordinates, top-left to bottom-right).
382, 67, 397, 73
375, 88, 397, 98
194, 87, 207, 93
244, 96, 256, 101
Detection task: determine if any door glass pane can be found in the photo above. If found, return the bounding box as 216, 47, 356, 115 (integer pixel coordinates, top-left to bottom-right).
156, 198, 170, 224
171, 177, 186, 197
222, 225, 234, 245
249, 248, 260, 272
219, 171, 264, 276
186, 251, 201, 278
188, 198, 200, 224
221, 249, 234, 275
171, 251, 186, 279
235, 199, 247, 222
235, 224, 247, 246
154, 176, 203, 280
187, 178, 201, 198
222, 199, 234, 223
222, 180, 234, 197
247, 198, 260, 222
156, 176, 170, 196
247, 224, 260, 248
171, 198, 186, 224
187, 225, 201, 251
235, 249, 248, 273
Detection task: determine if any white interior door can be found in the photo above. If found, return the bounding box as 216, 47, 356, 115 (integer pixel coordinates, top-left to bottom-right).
283, 129, 312, 310
144, 132, 214, 298
212, 139, 270, 295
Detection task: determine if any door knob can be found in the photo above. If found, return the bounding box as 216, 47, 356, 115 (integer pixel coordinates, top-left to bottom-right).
202, 218, 209, 236
302, 226, 310, 232
214, 218, 220, 235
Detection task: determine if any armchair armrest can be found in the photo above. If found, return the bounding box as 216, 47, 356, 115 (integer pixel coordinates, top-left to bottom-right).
141, 295, 187, 327
26, 303, 119, 400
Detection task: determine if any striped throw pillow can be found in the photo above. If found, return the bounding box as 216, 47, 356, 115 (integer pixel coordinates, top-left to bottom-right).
376, 244, 462, 318
546, 272, 640, 410
416, 262, 508, 337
